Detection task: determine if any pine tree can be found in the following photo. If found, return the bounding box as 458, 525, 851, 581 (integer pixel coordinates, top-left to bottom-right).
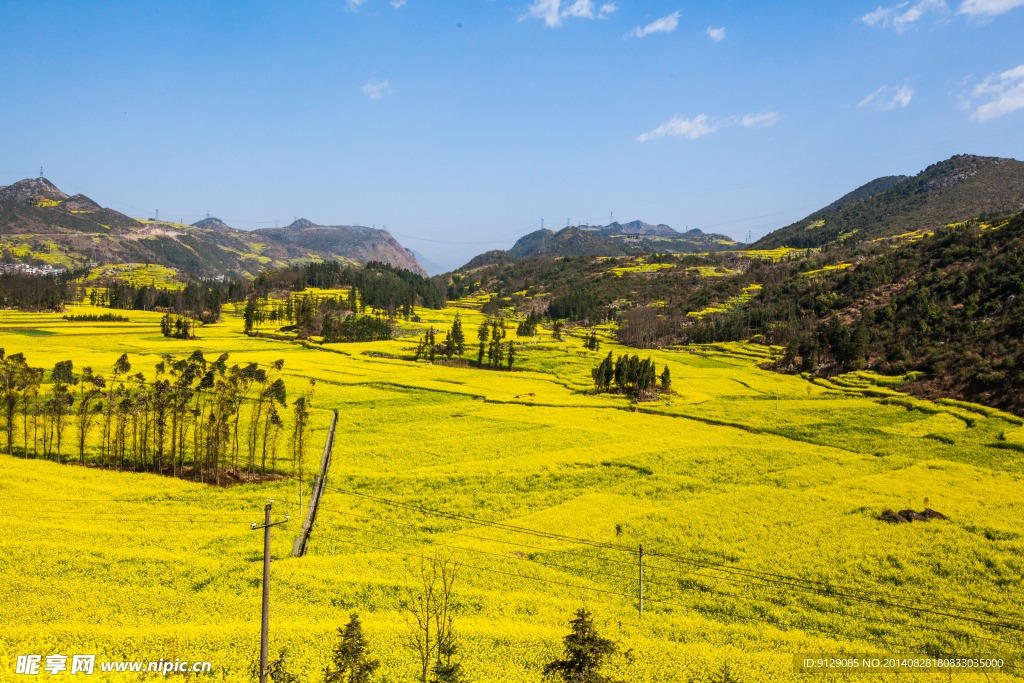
592, 352, 613, 391
506, 341, 515, 370
451, 313, 465, 355
659, 366, 671, 392
542, 609, 623, 683
477, 320, 490, 366
323, 613, 380, 683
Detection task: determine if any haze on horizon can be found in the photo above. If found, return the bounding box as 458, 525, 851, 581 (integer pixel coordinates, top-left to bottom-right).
2, 0, 1023, 270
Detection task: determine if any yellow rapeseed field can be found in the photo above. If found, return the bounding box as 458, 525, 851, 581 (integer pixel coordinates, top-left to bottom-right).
0, 303, 1022, 681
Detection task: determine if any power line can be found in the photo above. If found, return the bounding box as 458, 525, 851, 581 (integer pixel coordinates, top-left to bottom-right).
331, 535, 1024, 665
320, 485, 1024, 629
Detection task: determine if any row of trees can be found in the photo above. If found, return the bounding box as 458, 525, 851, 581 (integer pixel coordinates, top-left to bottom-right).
238, 261, 447, 313
592, 352, 670, 397
160, 313, 197, 339
477, 319, 515, 370
0, 271, 84, 311
0, 349, 315, 484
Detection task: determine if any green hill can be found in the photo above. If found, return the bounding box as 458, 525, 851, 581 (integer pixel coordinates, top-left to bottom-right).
754, 155, 1024, 249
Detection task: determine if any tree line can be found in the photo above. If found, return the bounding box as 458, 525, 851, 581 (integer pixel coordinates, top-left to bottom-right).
592, 352, 670, 398
0, 349, 316, 484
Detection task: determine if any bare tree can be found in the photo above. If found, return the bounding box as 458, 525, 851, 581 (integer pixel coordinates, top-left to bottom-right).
400, 553, 462, 683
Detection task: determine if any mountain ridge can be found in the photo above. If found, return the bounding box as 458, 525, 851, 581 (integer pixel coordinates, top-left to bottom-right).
754, 154, 1024, 249
0, 178, 425, 278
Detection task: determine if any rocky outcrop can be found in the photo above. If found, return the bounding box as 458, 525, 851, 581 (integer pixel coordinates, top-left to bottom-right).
255, 220, 427, 276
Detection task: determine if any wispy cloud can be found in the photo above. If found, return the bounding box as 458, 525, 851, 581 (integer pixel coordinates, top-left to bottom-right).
958, 0, 1024, 15
706, 26, 725, 41
637, 115, 716, 141
520, 0, 613, 26
361, 80, 393, 101
391, 0, 406, 7
736, 112, 781, 127
631, 11, 681, 38
858, 84, 914, 109
636, 111, 780, 142
969, 64, 1024, 120
860, 0, 946, 33
347, 0, 368, 7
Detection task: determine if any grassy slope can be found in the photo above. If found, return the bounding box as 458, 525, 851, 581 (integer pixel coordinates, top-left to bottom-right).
0, 307, 1022, 681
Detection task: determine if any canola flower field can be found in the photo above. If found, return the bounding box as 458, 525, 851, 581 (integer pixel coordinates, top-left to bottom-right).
0, 302, 1022, 681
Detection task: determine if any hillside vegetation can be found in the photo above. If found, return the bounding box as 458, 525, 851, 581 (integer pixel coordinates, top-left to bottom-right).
754, 155, 1024, 249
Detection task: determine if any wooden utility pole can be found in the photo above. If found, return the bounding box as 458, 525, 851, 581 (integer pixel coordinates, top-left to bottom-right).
251, 500, 289, 683
638, 543, 644, 616
292, 409, 339, 558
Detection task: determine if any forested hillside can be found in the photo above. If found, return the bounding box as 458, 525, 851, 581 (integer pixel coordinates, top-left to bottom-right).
453, 210, 1024, 414
754, 155, 1024, 249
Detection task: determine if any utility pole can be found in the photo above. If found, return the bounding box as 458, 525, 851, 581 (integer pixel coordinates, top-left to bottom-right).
634, 544, 643, 618
250, 500, 289, 683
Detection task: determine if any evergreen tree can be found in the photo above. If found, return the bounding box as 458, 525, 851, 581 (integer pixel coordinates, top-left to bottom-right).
243, 296, 258, 333
450, 313, 465, 355
323, 613, 380, 683
442, 330, 453, 359
659, 366, 671, 392
477, 320, 490, 366
592, 352, 614, 391
506, 341, 515, 370
542, 609, 623, 683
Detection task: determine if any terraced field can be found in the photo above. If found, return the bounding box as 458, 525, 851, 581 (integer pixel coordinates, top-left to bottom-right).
0, 303, 1021, 681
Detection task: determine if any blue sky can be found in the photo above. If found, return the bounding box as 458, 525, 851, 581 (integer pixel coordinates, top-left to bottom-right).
2, 0, 1023, 270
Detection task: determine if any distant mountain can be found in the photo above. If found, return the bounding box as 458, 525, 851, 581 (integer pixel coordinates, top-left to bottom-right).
411, 250, 447, 276
582, 220, 678, 236
755, 155, 1024, 249
254, 220, 426, 276
191, 217, 235, 232
0, 178, 425, 279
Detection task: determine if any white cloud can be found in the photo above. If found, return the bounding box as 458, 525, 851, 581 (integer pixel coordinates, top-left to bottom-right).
522, 0, 561, 26
636, 111, 780, 142
737, 112, 780, 127
347, 0, 368, 6
970, 64, 1024, 120
636, 114, 716, 141
707, 26, 725, 41
361, 80, 393, 101
958, 0, 1024, 14
858, 84, 914, 109
631, 10, 681, 38
391, 0, 406, 6
860, 0, 946, 33
521, 0, 616, 26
